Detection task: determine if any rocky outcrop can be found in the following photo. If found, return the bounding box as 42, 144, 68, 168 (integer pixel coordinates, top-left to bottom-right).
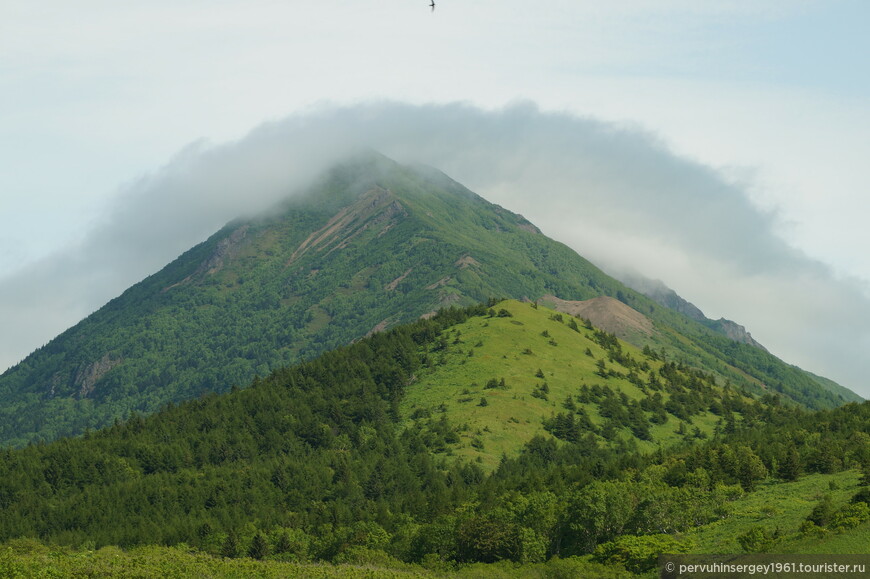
517, 222, 541, 234
196, 225, 249, 276
621, 275, 705, 321
712, 319, 768, 352
74, 354, 122, 398
621, 273, 768, 351
162, 225, 249, 291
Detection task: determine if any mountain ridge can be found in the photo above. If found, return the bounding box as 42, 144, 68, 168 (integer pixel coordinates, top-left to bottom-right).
620, 273, 768, 351
0, 152, 858, 446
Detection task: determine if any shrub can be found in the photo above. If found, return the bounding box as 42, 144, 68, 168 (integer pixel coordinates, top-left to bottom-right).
830, 502, 870, 531
594, 534, 694, 573
736, 526, 778, 553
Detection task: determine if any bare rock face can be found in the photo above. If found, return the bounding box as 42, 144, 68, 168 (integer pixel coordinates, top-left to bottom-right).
713, 319, 768, 352
620, 273, 767, 351
197, 225, 250, 276
74, 354, 122, 398
162, 224, 250, 291
620, 275, 706, 321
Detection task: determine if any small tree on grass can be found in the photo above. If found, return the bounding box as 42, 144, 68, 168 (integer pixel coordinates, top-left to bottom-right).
737, 526, 778, 553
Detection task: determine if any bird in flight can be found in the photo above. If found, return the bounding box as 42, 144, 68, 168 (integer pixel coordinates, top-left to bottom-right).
429, 0, 435, 11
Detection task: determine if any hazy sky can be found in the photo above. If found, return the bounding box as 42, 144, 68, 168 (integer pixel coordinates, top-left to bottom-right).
2, 1, 869, 395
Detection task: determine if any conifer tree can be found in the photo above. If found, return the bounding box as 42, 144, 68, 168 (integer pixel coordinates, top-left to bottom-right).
221, 531, 239, 559
778, 446, 802, 482
248, 532, 269, 560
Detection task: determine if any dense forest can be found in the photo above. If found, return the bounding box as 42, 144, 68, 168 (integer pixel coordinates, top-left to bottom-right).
1, 301, 868, 575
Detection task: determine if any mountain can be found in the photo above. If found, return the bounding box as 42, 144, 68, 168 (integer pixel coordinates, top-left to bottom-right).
0, 152, 858, 446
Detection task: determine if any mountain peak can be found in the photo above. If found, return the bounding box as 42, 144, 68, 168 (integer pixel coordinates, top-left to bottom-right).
0, 154, 857, 446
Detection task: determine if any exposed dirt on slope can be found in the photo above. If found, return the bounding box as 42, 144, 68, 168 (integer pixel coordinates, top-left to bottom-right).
455, 255, 480, 269
287, 187, 407, 265
539, 294, 654, 341
385, 268, 413, 291
425, 276, 451, 290
366, 318, 392, 336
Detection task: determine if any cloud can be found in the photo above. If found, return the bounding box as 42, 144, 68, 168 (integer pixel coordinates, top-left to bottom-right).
2, 101, 868, 397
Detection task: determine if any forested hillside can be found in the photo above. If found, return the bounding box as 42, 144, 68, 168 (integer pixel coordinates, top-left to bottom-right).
0, 154, 856, 448
1, 302, 868, 575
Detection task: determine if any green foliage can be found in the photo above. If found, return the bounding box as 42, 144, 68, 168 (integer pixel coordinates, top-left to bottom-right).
0, 306, 490, 554
456, 514, 522, 563
737, 526, 779, 553
0, 294, 869, 574
0, 537, 435, 578
807, 495, 836, 527
593, 534, 693, 573
778, 446, 803, 481
248, 533, 270, 560
830, 502, 870, 531
221, 531, 240, 559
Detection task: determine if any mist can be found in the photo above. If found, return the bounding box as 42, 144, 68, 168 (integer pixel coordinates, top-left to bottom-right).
2, 101, 868, 397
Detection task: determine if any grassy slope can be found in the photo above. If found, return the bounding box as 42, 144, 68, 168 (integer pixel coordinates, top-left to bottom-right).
686, 469, 868, 554
402, 300, 726, 470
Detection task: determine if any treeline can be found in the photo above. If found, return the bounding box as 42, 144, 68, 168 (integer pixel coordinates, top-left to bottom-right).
0, 302, 868, 572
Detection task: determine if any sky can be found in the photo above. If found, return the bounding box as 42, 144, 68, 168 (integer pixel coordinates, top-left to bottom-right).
2, 1, 869, 396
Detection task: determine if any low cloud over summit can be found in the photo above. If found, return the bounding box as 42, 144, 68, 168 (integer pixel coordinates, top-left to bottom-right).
2, 101, 868, 395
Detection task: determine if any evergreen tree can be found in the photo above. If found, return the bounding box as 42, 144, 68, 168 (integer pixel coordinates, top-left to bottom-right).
778, 446, 802, 482
221, 531, 239, 559
248, 532, 269, 560
274, 531, 292, 554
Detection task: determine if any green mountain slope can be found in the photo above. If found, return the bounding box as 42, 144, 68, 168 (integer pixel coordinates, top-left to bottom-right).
402, 300, 754, 470
0, 301, 868, 574
0, 153, 857, 446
